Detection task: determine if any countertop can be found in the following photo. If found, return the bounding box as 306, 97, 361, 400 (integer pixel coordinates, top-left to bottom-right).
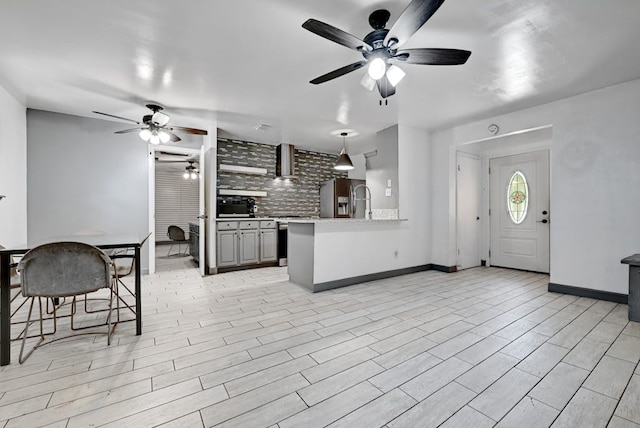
286, 218, 407, 224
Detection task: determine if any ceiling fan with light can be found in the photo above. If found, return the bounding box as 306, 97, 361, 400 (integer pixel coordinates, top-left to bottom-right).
92, 103, 208, 144
302, 0, 471, 98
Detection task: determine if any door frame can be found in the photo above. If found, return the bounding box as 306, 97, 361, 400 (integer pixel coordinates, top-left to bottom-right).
148, 144, 203, 275
454, 125, 553, 270
456, 151, 482, 270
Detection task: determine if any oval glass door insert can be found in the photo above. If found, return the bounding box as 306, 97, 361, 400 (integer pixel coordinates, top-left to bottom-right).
507, 171, 528, 224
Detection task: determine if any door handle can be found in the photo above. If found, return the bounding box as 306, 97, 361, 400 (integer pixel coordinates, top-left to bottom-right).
197, 215, 208, 219
537, 219, 549, 224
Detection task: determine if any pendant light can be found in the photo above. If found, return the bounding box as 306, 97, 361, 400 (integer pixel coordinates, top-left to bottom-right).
334, 132, 354, 171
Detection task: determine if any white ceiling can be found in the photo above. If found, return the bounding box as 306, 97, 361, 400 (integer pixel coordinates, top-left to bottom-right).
1, 0, 639, 154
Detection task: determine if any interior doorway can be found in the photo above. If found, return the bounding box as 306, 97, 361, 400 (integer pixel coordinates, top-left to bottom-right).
148, 146, 203, 274
489, 150, 550, 273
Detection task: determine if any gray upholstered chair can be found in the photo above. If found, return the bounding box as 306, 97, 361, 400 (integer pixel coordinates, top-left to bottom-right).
17, 241, 117, 363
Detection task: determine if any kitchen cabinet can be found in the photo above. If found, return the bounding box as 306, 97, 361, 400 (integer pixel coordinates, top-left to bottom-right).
259, 220, 277, 262
216, 219, 277, 270
217, 230, 238, 267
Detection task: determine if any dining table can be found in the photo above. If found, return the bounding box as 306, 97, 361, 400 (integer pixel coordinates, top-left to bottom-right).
0, 234, 143, 366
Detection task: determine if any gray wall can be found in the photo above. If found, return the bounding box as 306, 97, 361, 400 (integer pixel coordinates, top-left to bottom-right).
368, 125, 399, 210
27, 109, 150, 269
217, 138, 346, 217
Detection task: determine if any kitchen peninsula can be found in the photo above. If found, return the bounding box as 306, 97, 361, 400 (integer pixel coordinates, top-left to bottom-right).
287, 218, 411, 292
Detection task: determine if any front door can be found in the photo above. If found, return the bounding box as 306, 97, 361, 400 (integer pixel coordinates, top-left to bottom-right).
490, 150, 550, 273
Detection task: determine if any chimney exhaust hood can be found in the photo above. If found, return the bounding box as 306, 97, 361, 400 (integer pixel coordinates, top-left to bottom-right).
276, 143, 297, 179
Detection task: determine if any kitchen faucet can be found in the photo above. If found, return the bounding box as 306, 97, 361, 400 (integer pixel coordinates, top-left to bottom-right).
351, 184, 373, 219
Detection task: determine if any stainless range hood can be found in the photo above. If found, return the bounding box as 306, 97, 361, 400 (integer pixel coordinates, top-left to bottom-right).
276, 143, 297, 179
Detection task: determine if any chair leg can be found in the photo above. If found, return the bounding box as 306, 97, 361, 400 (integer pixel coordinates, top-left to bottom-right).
167, 242, 176, 256
19, 297, 46, 364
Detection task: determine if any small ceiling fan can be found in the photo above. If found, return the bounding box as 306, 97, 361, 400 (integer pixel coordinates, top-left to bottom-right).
302, 0, 471, 98
92, 103, 208, 144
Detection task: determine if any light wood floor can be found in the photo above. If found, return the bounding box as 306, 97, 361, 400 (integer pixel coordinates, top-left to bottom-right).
1, 266, 639, 427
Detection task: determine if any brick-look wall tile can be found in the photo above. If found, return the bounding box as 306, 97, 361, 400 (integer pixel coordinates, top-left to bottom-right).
216, 139, 346, 217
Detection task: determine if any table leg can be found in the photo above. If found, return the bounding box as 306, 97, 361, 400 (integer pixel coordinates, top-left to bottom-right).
135, 246, 142, 335
1, 254, 11, 366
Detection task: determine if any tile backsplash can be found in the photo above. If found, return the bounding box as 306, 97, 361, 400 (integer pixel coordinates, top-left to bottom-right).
217, 138, 346, 217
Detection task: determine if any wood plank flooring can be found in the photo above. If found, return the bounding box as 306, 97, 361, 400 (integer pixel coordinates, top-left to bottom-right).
1, 266, 639, 427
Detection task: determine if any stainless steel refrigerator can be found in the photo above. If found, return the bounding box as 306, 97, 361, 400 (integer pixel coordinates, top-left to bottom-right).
319, 178, 366, 218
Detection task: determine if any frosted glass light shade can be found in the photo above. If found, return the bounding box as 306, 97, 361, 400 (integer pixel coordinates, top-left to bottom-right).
149, 134, 160, 145
139, 129, 151, 141
386, 65, 406, 87
158, 130, 170, 143
368, 57, 386, 80
360, 74, 376, 91
183, 171, 189, 179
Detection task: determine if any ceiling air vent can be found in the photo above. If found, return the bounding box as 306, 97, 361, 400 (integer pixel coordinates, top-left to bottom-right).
255, 123, 272, 131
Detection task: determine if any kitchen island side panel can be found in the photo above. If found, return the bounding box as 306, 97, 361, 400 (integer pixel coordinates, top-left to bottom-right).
287, 223, 315, 290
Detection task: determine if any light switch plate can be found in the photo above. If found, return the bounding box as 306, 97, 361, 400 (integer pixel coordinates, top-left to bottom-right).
385, 188, 392, 197
387, 179, 392, 187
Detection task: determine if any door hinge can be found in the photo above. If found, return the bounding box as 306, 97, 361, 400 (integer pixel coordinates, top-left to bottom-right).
457, 248, 460, 255
489, 208, 491, 216
488, 167, 491, 174
457, 164, 461, 172
489, 249, 491, 257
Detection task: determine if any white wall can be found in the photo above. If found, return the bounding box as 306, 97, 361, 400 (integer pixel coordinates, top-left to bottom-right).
0, 84, 27, 247
368, 125, 399, 210
398, 124, 431, 266
27, 109, 150, 270
431, 78, 640, 294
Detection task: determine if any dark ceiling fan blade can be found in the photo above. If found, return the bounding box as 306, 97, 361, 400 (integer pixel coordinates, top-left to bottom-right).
302, 19, 372, 51
114, 127, 144, 134
310, 61, 367, 84
384, 0, 446, 48
92, 111, 141, 124
394, 48, 471, 65
168, 132, 181, 142
170, 126, 208, 135
377, 75, 396, 99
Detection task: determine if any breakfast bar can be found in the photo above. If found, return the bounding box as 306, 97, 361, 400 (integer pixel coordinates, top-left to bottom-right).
287, 218, 410, 292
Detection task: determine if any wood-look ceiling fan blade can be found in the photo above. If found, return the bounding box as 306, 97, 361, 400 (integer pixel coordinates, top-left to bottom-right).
384, 0, 446, 48
168, 131, 181, 142
114, 127, 144, 134
302, 19, 372, 51
377, 75, 396, 99
310, 61, 367, 84
169, 126, 208, 135
92, 111, 141, 124
394, 48, 471, 65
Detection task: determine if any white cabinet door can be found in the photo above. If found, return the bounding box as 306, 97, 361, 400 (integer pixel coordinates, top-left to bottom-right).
260, 229, 277, 262
239, 229, 259, 264
217, 230, 238, 267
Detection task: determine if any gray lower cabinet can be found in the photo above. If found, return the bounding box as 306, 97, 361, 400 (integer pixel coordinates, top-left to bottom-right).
217, 220, 277, 269
239, 229, 259, 264
260, 229, 277, 262
217, 230, 238, 267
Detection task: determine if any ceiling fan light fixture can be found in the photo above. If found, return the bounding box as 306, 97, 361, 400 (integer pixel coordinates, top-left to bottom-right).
367, 57, 386, 80
386, 64, 406, 87
190, 172, 198, 180
360, 73, 376, 91
183, 171, 190, 179
149, 134, 161, 145
139, 129, 152, 141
